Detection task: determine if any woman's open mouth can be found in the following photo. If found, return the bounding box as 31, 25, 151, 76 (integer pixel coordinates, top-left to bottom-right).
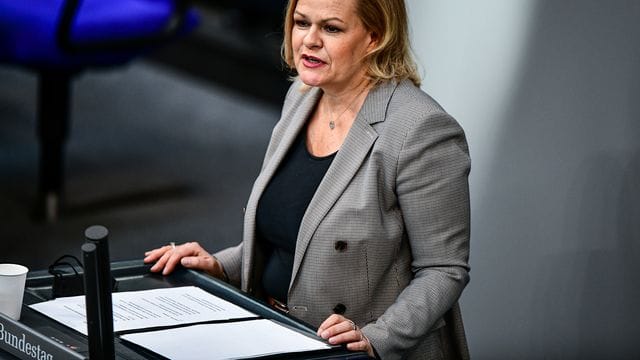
302, 54, 326, 68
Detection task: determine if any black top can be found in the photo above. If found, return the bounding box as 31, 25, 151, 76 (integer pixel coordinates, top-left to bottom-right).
256, 130, 336, 303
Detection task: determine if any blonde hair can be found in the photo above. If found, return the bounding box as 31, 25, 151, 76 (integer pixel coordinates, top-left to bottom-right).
281, 0, 421, 86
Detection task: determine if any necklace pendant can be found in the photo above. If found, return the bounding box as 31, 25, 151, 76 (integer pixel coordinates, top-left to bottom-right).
329, 120, 335, 130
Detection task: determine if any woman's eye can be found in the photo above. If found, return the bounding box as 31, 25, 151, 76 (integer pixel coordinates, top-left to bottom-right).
295, 20, 309, 28
324, 25, 341, 33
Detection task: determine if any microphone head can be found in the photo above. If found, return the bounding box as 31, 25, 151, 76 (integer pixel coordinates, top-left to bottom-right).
85, 225, 109, 242
81, 242, 97, 254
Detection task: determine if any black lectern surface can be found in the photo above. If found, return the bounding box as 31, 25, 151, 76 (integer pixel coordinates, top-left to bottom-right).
0, 261, 370, 360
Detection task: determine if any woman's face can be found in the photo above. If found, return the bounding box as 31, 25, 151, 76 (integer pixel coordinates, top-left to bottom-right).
291, 0, 376, 92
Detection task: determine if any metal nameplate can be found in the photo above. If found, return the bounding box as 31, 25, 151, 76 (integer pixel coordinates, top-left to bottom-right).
0, 311, 86, 360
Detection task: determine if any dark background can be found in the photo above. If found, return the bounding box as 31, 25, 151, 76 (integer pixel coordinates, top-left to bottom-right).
1, 1, 288, 268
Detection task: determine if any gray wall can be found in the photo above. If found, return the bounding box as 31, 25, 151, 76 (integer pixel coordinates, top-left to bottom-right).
408, 1, 640, 358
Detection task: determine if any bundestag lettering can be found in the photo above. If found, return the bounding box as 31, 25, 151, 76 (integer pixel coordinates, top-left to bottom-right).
0, 322, 54, 360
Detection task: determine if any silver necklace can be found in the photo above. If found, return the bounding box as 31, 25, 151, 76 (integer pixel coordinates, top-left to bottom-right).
328, 85, 367, 130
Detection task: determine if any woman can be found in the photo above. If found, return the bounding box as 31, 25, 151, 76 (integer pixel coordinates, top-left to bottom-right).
144, 0, 471, 358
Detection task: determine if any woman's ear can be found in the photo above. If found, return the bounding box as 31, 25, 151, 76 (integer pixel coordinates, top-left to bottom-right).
366, 31, 379, 53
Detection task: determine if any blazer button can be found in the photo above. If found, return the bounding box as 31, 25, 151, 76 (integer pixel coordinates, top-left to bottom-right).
334, 241, 348, 252
333, 303, 347, 315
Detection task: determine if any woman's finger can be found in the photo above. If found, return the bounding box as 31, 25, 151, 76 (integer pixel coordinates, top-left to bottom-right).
180, 254, 209, 268
346, 337, 370, 352
318, 316, 359, 340
327, 326, 373, 356
143, 245, 172, 263
325, 329, 361, 344
327, 321, 357, 338
317, 315, 372, 355
161, 243, 199, 275
149, 246, 175, 273
146, 242, 213, 275
161, 250, 183, 275
317, 314, 343, 336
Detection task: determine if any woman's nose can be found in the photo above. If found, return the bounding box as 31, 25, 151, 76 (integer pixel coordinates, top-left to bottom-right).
303, 27, 321, 48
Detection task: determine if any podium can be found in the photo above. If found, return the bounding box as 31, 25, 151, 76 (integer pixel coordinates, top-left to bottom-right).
0, 260, 370, 359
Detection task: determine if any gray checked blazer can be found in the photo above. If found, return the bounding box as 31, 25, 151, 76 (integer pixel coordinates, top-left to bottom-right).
215, 78, 471, 360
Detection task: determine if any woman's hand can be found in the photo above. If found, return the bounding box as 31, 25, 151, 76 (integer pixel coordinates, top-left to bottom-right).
317, 314, 374, 357
143, 241, 224, 278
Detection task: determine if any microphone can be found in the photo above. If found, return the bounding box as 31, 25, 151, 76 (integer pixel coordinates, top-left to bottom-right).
82, 225, 115, 360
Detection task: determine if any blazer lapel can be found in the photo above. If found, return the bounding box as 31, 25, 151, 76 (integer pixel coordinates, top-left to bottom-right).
289, 80, 398, 289
241, 86, 322, 291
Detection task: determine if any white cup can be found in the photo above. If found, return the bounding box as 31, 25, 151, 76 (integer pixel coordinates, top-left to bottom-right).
0, 263, 29, 320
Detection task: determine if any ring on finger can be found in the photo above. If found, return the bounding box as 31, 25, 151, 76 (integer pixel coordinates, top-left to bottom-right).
347, 320, 356, 331
170, 242, 176, 250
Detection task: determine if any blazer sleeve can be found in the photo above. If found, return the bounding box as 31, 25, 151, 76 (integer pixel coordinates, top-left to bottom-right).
361, 112, 471, 359
213, 243, 243, 287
